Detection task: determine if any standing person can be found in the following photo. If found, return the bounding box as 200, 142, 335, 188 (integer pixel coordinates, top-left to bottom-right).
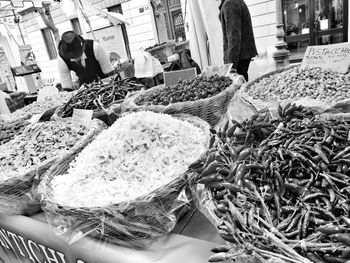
57, 31, 115, 91
219, 0, 258, 81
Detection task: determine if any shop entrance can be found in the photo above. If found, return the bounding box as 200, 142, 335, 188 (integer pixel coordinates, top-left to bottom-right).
282, 0, 348, 62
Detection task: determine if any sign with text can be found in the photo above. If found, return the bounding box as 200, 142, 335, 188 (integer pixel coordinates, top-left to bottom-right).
87, 26, 128, 60
0, 214, 86, 263
0, 214, 219, 263
301, 42, 350, 73
72, 109, 93, 129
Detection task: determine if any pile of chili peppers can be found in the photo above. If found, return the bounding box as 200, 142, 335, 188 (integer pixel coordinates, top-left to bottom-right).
60, 78, 144, 118
192, 104, 350, 263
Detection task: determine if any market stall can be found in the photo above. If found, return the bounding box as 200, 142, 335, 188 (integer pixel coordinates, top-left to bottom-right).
0, 41, 349, 263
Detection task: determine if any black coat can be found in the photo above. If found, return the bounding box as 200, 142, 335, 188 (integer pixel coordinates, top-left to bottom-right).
219, 0, 258, 68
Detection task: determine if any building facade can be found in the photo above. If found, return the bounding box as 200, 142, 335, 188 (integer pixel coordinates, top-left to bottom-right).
4, 0, 349, 85
16, 0, 188, 82
246, 0, 348, 62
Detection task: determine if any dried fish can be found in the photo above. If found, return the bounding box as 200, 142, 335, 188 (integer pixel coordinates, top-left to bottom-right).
0, 118, 87, 181
51, 111, 209, 208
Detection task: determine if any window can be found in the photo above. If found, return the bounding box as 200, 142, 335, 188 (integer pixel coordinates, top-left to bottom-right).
282, 0, 348, 62
161, 0, 186, 42
71, 18, 82, 35
41, 28, 57, 60
172, 9, 186, 42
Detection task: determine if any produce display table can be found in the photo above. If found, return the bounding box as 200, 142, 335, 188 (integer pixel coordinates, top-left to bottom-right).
3, 52, 349, 263
0, 208, 223, 263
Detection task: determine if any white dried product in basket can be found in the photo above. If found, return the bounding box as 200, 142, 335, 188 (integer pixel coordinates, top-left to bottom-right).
50, 111, 209, 208
39, 111, 210, 245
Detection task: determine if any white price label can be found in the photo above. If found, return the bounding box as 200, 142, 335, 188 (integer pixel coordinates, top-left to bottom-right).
202, 64, 233, 77
28, 114, 42, 124
72, 109, 93, 129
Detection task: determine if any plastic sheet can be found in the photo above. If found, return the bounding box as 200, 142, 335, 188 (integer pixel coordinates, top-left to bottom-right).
224, 90, 350, 130
38, 113, 211, 248
0, 212, 221, 263
121, 74, 245, 127
37, 85, 59, 102
134, 50, 164, 78
0, 119, 106, 216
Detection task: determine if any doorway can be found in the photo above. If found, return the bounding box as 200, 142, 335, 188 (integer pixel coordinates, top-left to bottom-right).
282, 0, 348, 62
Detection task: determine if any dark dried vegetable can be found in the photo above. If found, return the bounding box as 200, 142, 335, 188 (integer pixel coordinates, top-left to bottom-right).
193, 104, 350, 262
135, 75, 233, 106
61, 78, 144, 117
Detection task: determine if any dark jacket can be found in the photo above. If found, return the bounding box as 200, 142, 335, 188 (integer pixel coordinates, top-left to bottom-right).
61, 40, 108, 85
219, 0, 258, 68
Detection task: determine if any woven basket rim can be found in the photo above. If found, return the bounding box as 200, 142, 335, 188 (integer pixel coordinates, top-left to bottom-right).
57, 80, 143, 119
241, 63, 350, 113
0, 157, 58, 192
127, 74, 242, 111
243, 64, 300, 91
41, 114, 211, 212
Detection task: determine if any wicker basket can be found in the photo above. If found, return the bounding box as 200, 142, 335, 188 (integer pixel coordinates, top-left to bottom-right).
122, 74, 245, 127
244, 64, 299, 90
39, 114, 211, 247
0, 158, 56, 216
0, 120, 106, 216
238, 64, 300, 113
241, 64, 350, 116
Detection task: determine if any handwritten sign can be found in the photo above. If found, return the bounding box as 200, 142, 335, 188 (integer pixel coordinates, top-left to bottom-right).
301, 42, 350, 73
72, 109, 93, 129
